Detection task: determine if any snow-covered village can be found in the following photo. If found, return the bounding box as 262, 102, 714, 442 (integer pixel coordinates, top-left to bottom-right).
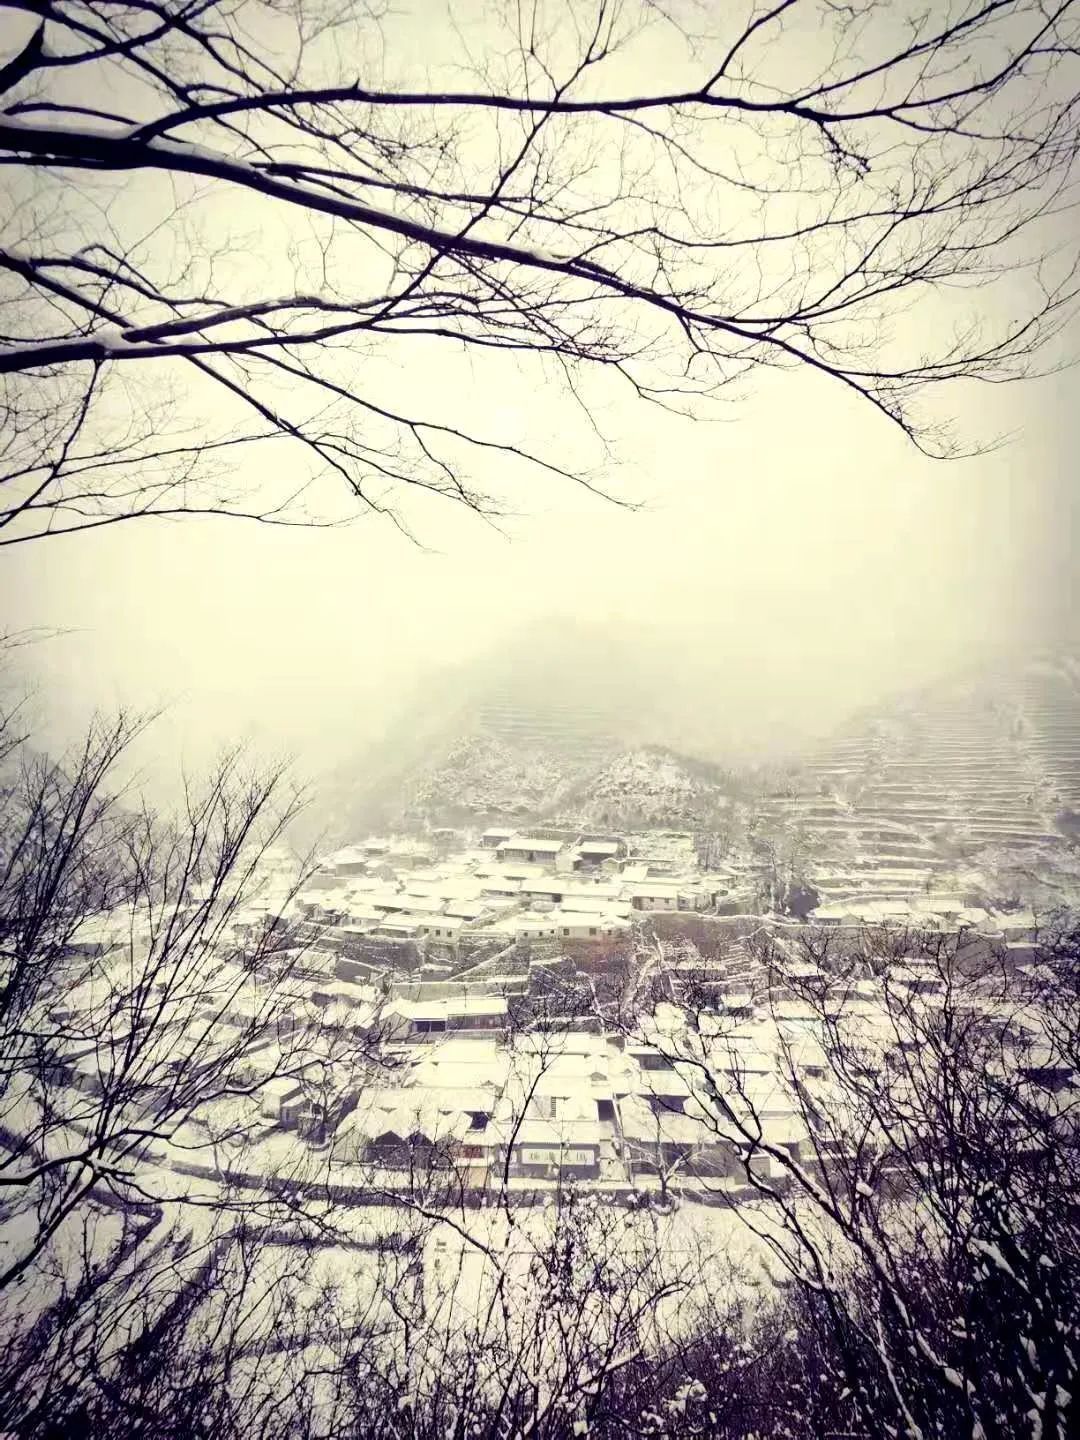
124, 815, 1061, 1187
57, 772, 1066, 1194
5, 1, 1080, 1436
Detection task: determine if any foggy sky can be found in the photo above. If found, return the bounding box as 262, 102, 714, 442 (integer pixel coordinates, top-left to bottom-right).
2, 353, 1072, 797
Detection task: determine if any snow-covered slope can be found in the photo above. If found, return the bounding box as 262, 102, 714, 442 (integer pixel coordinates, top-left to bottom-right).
553, 747, 739, 829
328, 731, 742, 834
397, 731, 607, 824
748, 647, 1080, 904
318, 621, 659, 835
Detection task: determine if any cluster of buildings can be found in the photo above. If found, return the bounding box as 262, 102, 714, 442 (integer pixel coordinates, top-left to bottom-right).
234, 816, 1055, 1001
191, 937, 1073, 1201
283, 827, 733, 973
53, 810, 1071, 1206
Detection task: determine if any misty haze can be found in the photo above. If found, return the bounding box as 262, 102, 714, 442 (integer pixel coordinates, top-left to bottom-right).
1, 3, 1079, 1439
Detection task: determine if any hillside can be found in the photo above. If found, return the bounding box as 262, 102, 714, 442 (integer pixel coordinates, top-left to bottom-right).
316, 627, 1080, 899
327, 727, 741, 836
315, 619, 751, 835
319, 620, 662, 835
751, 647, 1080, 906
396, 729, 610, 825
552, 746, 741, 830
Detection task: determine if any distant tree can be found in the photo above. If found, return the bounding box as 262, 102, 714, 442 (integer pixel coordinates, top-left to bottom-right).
695, 821, 739, 872
784, 882, 820, 921
747, 809, 814, 916
2, 0, 1080, 542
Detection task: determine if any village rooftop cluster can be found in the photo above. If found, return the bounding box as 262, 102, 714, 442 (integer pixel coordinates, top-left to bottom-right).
56, 822, 1067, 1205
253, 824, 1042, 966
138, 934, 1066, 1203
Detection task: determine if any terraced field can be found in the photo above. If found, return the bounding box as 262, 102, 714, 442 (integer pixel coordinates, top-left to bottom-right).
756, 652, 1080, 904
